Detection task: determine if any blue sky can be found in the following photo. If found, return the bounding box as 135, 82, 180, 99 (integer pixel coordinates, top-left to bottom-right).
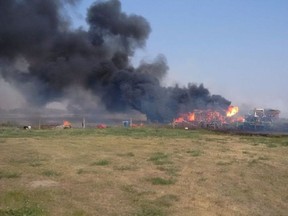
69, 0, 288, 115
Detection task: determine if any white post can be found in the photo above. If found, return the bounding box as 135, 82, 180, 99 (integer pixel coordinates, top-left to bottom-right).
82, 117, 86, 129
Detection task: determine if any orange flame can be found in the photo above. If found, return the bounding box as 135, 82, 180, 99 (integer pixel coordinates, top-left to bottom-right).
226, 106, 239, 117
173, 105, 244, 126
236, 116, 245, 122
187, 112, 195, 121
63, 120, 71, 127
174, 116, 184, 123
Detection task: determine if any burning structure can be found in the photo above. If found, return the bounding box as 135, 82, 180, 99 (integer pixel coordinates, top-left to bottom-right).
0, 0, 232, 123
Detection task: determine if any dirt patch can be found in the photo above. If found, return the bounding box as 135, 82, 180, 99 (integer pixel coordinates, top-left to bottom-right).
30, 180, 59, 188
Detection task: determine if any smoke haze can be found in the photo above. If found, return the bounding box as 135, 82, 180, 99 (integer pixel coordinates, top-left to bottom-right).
0, 0, 230, 122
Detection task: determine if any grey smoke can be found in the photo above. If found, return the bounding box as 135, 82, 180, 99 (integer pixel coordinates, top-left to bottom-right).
0, 0, 230, 122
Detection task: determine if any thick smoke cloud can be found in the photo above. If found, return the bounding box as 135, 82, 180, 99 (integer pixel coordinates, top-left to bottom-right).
0, 0, 230, 122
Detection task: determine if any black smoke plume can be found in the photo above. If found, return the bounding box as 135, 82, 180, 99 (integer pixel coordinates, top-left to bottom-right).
0, 0, 230, 122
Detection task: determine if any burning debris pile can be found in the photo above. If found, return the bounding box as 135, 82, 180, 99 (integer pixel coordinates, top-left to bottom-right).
173, 105, 242, 129
173, 106, 281, 131
0, 0, 231, 123
56, 120, 72, 129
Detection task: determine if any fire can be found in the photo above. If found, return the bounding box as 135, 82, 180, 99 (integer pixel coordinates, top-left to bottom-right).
174, 112, 195, 123
226, 106, 239, 117
63, 120, 72, 128
174, 116, 185, 123
236, 116, 245, 122
173, 110, 224, 124
173, 105, 244, 127
187, 112, 195, 121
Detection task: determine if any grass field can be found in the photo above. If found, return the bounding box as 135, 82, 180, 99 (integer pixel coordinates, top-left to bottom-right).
0, 127, 287, 216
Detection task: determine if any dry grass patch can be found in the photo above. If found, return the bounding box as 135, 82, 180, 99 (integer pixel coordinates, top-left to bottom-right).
0, 128, 287, 215
148, 152, 171, 165
0, 170, 21, 179
186, 149, 203, 157
41, 170, 62, 177
117, 152, 135, 157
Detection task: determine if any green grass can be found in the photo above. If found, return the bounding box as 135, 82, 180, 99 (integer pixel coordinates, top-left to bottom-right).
0, 127, 202, 139
239, 135, 288, 148
9, 152, 48, 167
71, 210, 87, 216
41, 170, 61, 177
266, 143, 277, 148
0, 204, 45, 216
0, 191, 46, 216
148, 152, 171, 165
148, 177, 176, 185
121, 185, 168, 216
29, 161, 43, 167
0, 171, 21, 179
90, 160, 110, 166
114, 165, 137, 171
134, 194, 178, 216
136, 204, 165, 216
280, 141, 288, 147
